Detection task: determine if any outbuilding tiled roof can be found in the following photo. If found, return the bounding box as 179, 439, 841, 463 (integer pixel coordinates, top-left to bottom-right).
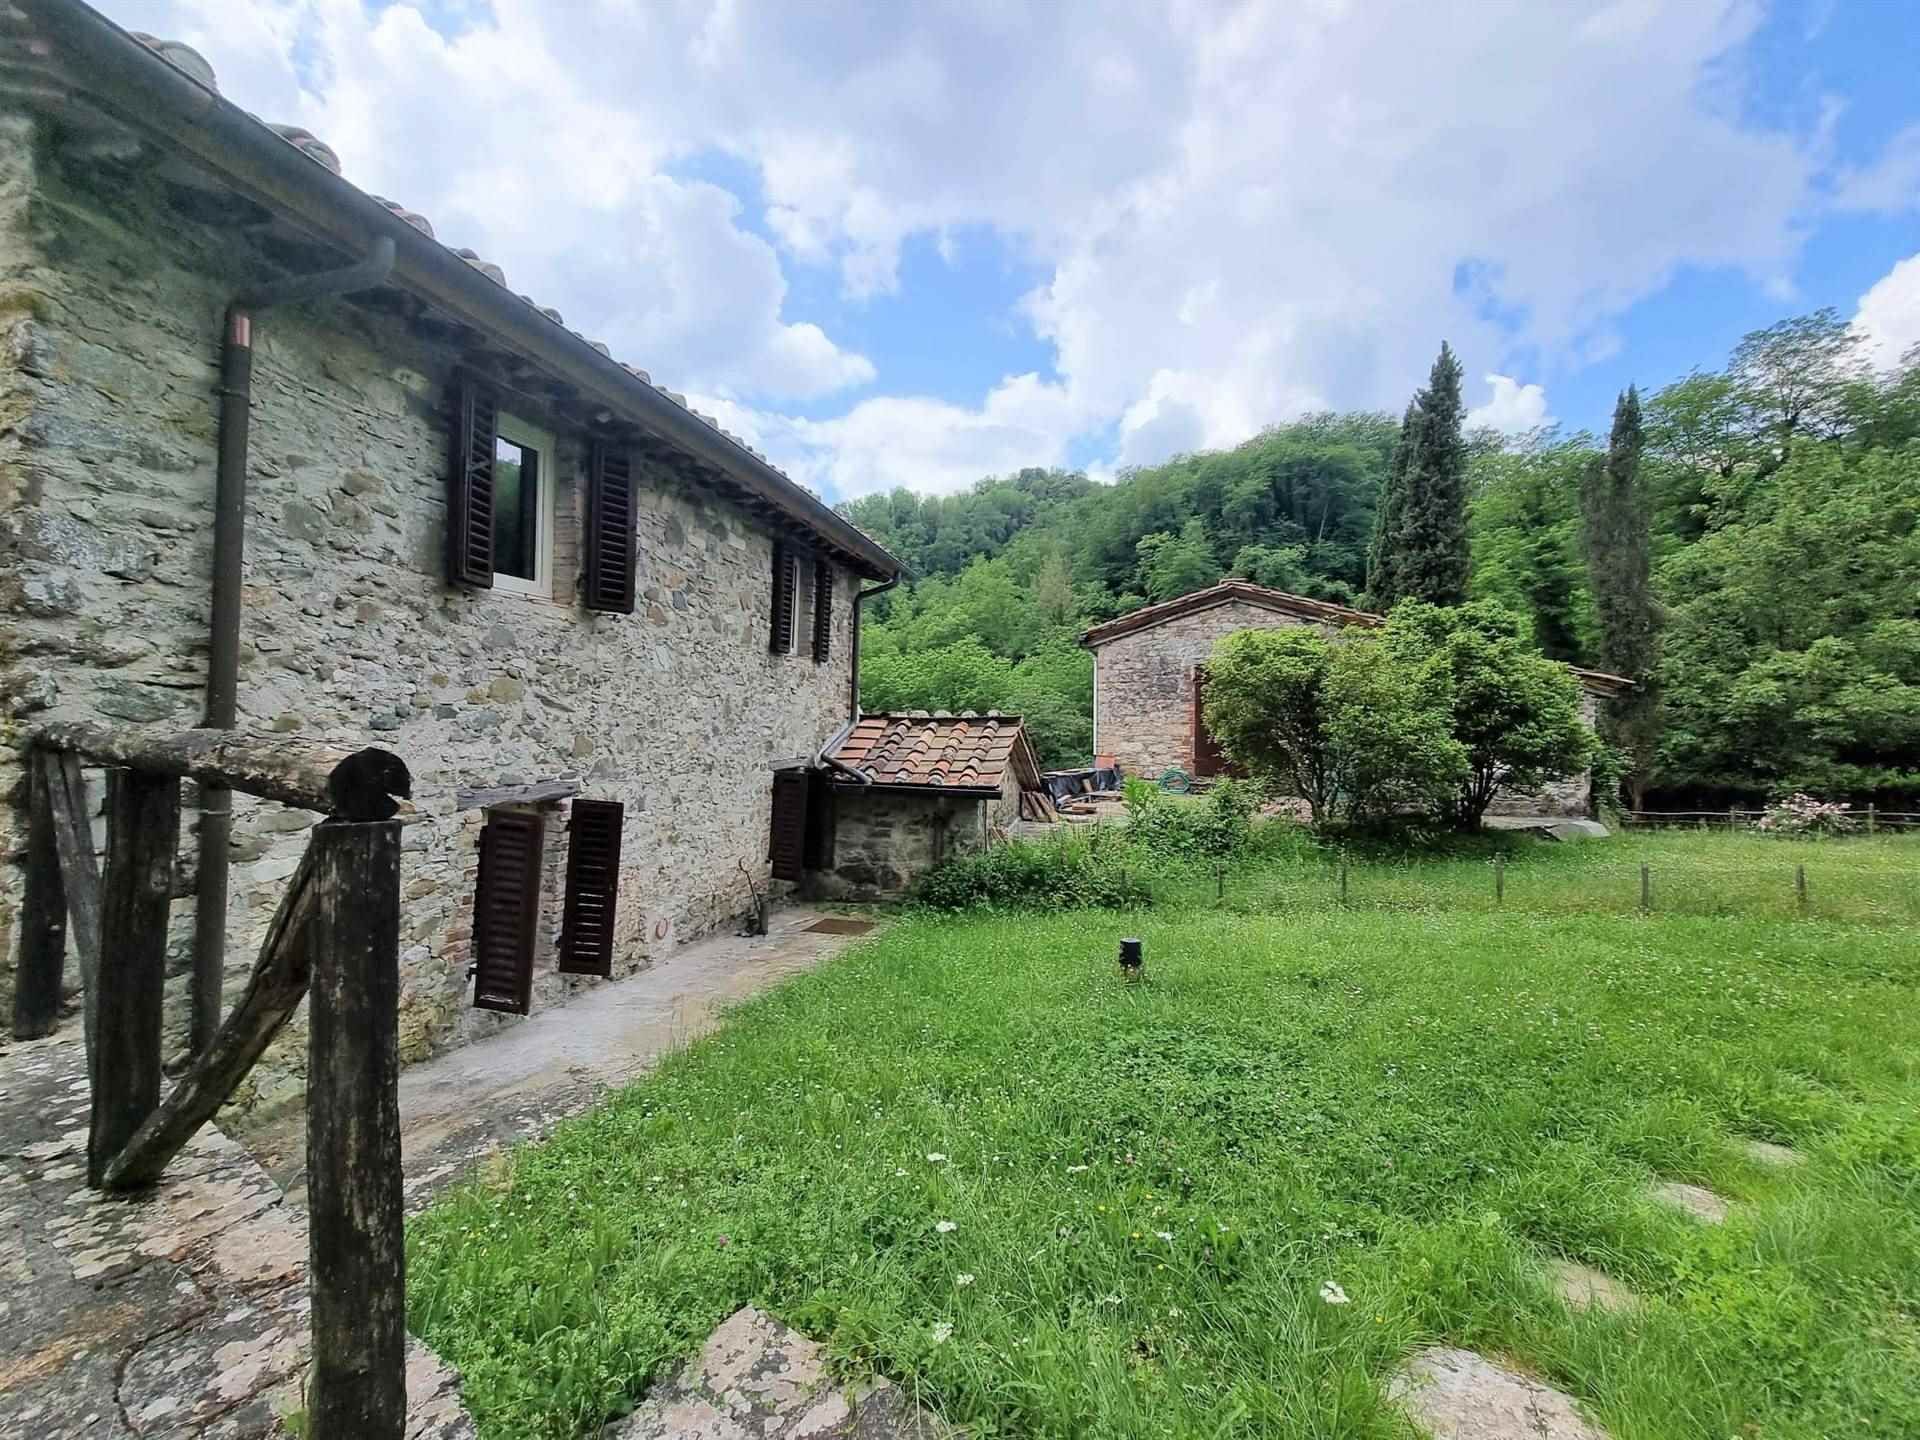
831, 713, 1043, 793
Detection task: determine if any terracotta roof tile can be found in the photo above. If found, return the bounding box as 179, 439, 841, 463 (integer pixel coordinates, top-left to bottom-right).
831, 714, 1043, 793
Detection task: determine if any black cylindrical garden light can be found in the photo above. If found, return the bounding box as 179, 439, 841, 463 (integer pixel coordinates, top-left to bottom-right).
1118, 937, 1143, 978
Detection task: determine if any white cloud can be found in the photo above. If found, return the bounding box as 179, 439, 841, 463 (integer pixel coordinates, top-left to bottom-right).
1466, 374, 1553, 435
104, 0, 1846, 498
1852, 254, 1920, 374
1830, 124, 1920, 214
698, 375, 1076, 498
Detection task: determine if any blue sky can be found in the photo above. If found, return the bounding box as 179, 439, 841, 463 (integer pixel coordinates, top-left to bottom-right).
110, 0, 1920, 493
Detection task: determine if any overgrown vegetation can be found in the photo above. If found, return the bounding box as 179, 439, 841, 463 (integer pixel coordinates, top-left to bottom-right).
908, 827, 1152, 912
1198, 598, 1593, 831
846, 311, 1920, 802
410, 831, 1920, 1439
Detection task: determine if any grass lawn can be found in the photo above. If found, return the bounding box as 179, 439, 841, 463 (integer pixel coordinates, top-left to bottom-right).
408, 833, 1920, 1439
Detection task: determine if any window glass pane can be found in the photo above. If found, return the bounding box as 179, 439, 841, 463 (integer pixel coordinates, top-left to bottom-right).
494, 436, 538, 580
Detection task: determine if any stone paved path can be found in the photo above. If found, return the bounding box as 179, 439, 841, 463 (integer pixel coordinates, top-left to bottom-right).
604, 1307, 955, 1439
0, 906, 875, 1439
0, 1029, 472, 1440
1389, 1347, 1608, 1440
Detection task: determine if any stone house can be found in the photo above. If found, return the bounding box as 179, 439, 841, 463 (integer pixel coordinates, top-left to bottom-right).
803, 712, 1052, 900
1081, 580, 1631, 816
0, 10, 903, 1110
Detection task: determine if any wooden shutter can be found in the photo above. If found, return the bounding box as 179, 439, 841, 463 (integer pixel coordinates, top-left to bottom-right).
557, 799, 623, 977
769, 543, 797, 653
470, 809, 542, 1014
585, 442, 637, 614
1192, 665, 1229, 779
447, 380, 498, 588
811, 560, 833, 662
769, 768, 808, 881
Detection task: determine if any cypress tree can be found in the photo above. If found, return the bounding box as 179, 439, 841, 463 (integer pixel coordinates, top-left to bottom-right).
1366, 402, 1416, 608
1395, 342, 1470, 606
1580, 385, 1661, 808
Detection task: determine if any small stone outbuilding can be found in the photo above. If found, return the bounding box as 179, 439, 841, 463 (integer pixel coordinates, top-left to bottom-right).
802, 712, 1053, 899
1081, 581, 1631, 816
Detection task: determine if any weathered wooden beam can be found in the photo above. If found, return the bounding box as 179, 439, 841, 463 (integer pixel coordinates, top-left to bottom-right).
306, 817, 407, 1438
42, 751, 101, 998
12, 757, 68, 1040
87, 770, 178, 1190
454, 777, 580, 811
33, 724, 410, 818
101, 841, 321, 1190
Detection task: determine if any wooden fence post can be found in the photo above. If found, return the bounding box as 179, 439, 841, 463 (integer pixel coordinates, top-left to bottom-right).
1339, 859, 1349, 906
88, 770, 179, 1188
1494, 854, 1505, 906
306, 817, 405, 1440
1639, 863, 1652, 914
13, 759, 67, 1040
1867, 803, 1876, 836
1795, 864, 1807, 914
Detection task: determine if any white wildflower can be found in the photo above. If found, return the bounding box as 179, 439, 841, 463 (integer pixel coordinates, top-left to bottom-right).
1066, 1164, 1089, 1174
936, 1220, 957, 1234
931, 1321, 953, 1344
1156, 1231, 1174, 1242
894, 1168, 907, 1177
926, 1153, 947, 1164
1319, 1280, 1351, 1306
955, 1273, 975, 1287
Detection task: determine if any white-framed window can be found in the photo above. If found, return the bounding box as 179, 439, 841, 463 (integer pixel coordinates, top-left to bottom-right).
491, 412, 557, 598
783, 554, 804, 655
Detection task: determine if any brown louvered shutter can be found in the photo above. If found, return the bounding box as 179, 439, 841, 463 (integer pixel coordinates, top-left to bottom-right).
448, 380, 498, 588
585, 442, 637, 614
470, 809, 542, 1014
769, 769, 808, 881
769, 542, 797, 653
811, 560, 833, 662
557, 799, 623, 977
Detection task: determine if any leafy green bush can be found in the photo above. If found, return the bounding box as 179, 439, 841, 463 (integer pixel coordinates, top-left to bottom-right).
911, 830, 1153, 911
1123, 776, 1264, 860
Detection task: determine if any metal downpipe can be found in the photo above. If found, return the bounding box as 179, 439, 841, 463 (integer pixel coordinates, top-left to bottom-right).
190, 239, 395, 1057
815, 572, 902, 782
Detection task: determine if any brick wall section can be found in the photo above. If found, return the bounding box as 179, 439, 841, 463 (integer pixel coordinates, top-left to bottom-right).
0, 116, 861, 1109
1093, 600, 1336, 779
1092, 599, 1597, 817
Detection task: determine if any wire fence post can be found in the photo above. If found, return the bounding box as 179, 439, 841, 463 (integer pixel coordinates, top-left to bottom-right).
1866, 803, 1876, 836
1339, 858, 1349, 907
1728, 806, 1739, 832
1639, 862, 1652, 914
1216, 862, 1225, 904
1494, 854, 1505, 906
1795, 863, 1807, 915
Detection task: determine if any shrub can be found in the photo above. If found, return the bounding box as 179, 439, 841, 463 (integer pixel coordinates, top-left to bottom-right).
1757, 793, 1855, 837
1124, 776, 1264, 860
1202, 627, 1464, 828
911, 831, 1154, 911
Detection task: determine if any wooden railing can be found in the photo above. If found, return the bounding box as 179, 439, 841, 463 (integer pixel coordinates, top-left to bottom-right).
11, 723, 413, 1439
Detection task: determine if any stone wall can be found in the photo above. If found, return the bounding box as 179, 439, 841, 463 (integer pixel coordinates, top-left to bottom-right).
0, 115, 861, 1110
1092, 601, 1600, 817
808, 787, 991, 901
1092, 600, 1334, 778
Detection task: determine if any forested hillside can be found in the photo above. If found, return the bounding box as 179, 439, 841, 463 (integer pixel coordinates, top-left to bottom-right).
842, 310, 1920, 803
